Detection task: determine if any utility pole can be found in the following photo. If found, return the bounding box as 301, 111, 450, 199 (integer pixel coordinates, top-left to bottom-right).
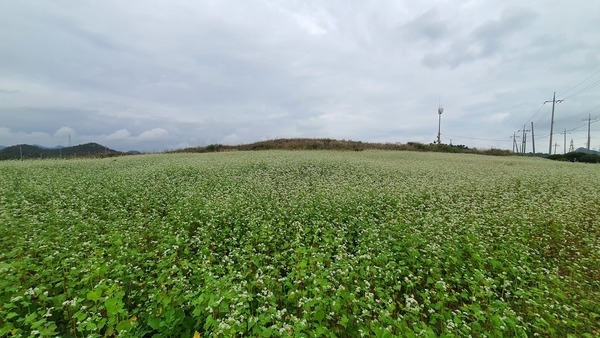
583, 114, 599, 154
520, 125, 530, 154
554, 142, 559, 155
587, 114, 591, 153
544, 92, 564, 154
531, 122, 535, 155
560, 129, 570, 154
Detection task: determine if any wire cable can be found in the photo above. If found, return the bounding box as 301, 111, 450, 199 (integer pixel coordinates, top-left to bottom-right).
559, 64, 600, 97
444, 134, 510, 142
522, 103, 545, 125
562, 78, 600, 100
534, 106, 553, 126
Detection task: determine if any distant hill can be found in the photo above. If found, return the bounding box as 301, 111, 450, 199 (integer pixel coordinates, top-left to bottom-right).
0, 142, 121, 160
0, 145, 5, 150
575, 147, 600, 156
176, 138, 512, 156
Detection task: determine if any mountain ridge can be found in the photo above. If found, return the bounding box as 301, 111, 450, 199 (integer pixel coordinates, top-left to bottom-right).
0, 142, 120, 160
575, 147, 600, 156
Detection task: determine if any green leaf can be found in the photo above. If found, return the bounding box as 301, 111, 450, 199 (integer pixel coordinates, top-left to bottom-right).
260, 327, 273, 337
0, 323, 16, 336
314, 309, 325, 322
105, 297, 124, 316
299, 259, 308, 269
84, 321, 97, 331
315, 326, 328, 336
116, 319, 132, 331
74, 311, 87, 322
203, 316, 215, 331
6, 312, 19, 319
148, 316, 162, 330
340, 314, 349, 328
87, 289, 102, 302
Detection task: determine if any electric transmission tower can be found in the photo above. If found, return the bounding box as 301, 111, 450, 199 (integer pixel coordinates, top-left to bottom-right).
511, 132, 521, 153
569, 139, 574, 153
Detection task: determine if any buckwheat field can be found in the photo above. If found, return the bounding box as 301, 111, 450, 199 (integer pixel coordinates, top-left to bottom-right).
1, 151, 598, 337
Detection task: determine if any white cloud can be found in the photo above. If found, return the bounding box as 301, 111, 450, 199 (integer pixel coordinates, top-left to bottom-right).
291, 7, 336, 37
137, 128, 168, 142
106, 129, 131, 141
0, 127, 54, 146
0, 0, 599, 152
54, 126, 75, 138
487, 112, 510, 123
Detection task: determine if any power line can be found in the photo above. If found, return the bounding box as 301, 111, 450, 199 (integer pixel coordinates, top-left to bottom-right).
513, 64, 600, 154
532, 132, 552, 143
534, 106, 552, 126
565, 123, 588, 132
562, 78, 600, 100
554, 103, 600, 124
554, 114, 600, 135
444, 134, 510, 142
558, 64, 600, 97
523, 103, 546, 125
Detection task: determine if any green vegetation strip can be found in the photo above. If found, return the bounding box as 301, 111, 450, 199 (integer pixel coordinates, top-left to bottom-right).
0, 151, 598, 337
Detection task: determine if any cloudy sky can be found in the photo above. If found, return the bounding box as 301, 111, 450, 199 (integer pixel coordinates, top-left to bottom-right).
1, 0, 599, 152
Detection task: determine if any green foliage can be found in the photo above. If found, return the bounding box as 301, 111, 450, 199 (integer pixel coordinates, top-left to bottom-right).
548, 151, 600, 163
0, 151, 599, 337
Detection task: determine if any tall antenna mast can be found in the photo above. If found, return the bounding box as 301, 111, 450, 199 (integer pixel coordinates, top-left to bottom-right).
436, 99, 444, 144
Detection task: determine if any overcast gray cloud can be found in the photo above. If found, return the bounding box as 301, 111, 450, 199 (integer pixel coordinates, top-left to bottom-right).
1, 0, 599, 152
